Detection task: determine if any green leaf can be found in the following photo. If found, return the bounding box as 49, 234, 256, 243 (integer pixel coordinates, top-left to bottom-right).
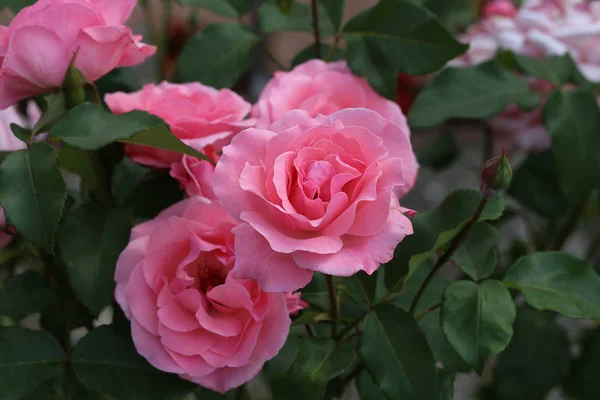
441, 280, 516, 372
543, 88, 600, 205
493, 307, 570, 400
292, 43, 345, 67
343, 0, 467, 77
259, 0, 335, 35
267, 336, 356, 400
112, 158, 150, 205
2, 0, 36, 12
504, 251, 600, 319
508, 150, 568, 218
565, 328, 600, 400
391, 267, 471, 373
424, 0, 475, 31
452, 223, 498, 281
338, 273, 377, 319
32, 92, 67, 135
58, 145, 110, 204
388, 189, 505, 290
176, 23, 259, 88
0, 271, 59, 320
0, 143, 66, 251
320, 0, 345, 31
409, 61, 539, 128
513, 53, 588, 86
417, 131, 459, 170
50, 102, 206, 159
436, 370, 455, 400
0, 327, 66, 399
344, 36, 398, 98
73, 326, 196, 400
357, 370, 386, 400
119, 169, 184, 219
176, 0, 253, 17
9, 124, 30, 144
59, 205, 132, 315
96, 68, 141, 99
360, 305, 438, 400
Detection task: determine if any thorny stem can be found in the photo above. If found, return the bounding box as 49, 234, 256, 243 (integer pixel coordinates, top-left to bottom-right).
409, 195, 488, 316
157, 0, 173, 81
311, 0, 322, 59
326, 275, 338, 338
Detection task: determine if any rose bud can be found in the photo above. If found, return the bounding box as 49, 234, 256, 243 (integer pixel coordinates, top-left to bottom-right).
481, 149, 513, 196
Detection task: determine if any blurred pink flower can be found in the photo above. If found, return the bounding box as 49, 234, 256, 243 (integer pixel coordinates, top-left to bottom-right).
452, 0, 600, 151
284, 292, 308, 316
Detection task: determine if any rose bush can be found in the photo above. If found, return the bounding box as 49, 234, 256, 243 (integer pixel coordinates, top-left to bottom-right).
1, 1, 600, 399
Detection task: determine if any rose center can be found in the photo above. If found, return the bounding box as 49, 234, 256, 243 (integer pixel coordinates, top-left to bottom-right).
195, 256, 227, 292
302, 160, 335, 200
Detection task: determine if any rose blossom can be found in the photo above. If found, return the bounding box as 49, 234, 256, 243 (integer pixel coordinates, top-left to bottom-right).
284, 292, 308, 316
214, 108, 418, 292
0, 101, 41, 151
0, 0, 156, 110
115, 196, 290, 393
451, 0, 600, 151
252, 59, 408, 129
169, 155, 217, 200
105, 82, 254, 168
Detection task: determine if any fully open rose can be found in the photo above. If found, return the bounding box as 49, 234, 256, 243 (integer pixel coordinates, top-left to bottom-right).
214, 108, 418, 292
0, 0, 155, 109
114, 196, 290, 393
252, 59, 409, 129
105, 81, 254, 168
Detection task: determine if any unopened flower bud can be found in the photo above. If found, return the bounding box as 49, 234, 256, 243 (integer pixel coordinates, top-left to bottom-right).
481, 149, 512, 197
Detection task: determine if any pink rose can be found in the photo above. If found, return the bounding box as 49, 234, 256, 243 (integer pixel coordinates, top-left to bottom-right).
170, 154, 217, 200
0, 207, 13, 250
0, 101, 41, 151
482, 0, 518, 18
105, 82, 254, 168
115, 196, 290, 393
284, 292, 308, 316
252, 59, 408, 128
0, 0, 156, 110
214, 109, 418, 292
451, 0, 600, 151
452, 0, 600, 81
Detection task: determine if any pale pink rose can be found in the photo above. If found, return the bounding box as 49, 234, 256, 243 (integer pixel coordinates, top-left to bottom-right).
105, 82, 254, 168
115, 196, 290, 393
214, 109, 418, 292
0, 101, 41, 151
451, 0, 600, 151
0, 207, 12, 250
452, 0, 600, 80
0, 0, 156, 110
170, 154, 217, 200
284, 292, 308, 316
252, 60, 409, 129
